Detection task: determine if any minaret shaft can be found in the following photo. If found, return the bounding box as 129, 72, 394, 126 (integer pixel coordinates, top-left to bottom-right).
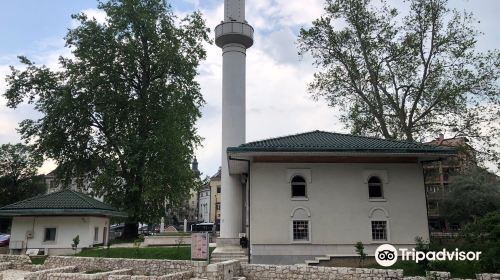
216, 0, 254, 240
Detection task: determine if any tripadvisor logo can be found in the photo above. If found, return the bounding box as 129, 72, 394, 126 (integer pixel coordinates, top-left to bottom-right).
375, 244, 482, 267
375, 244, 398, 267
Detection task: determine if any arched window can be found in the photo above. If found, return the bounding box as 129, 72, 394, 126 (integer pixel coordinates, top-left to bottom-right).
291, 176, 307, 198
290, 207, 311, 243
368, 176, 383, 199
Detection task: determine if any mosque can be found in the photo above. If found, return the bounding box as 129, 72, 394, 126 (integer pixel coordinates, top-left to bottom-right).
212, 0, 455, 264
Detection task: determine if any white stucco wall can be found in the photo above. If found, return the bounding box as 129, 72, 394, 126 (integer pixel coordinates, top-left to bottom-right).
199, 190, 211, 223
9, 216, 109, 255
249, 162, 429, 259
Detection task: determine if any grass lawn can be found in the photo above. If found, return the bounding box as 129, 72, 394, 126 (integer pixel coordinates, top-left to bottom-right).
75, 246, 215, 260
368, 260, 481, 278
30, 256, 48, 265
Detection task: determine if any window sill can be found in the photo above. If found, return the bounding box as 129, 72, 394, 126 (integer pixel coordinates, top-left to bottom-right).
42, 241, 56, 244
291, 197, 309, 201
369, 198, 386, 202
291, 240, 311, 244
370, 240, 389, 244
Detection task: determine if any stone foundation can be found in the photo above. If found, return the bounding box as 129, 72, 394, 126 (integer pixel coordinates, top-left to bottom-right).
24, 266, 78, 280
43, 256, 206, 277
47, 269, 132, 280
241, 263, 403, 280
1, 254, 500, 280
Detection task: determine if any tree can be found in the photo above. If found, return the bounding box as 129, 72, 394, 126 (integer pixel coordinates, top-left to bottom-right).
298, 0, 499, 163
0, 143, 46, 207
441, 168, 500, 224
3, 0, 210, 237
460, 210, 500, 272
354, 241, 367, 267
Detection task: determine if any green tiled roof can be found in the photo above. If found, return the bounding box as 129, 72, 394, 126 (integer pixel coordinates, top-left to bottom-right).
0, 189, 127, 217
227, 130, 456, 154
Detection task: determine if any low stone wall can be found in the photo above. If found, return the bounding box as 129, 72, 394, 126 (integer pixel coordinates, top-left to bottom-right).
108, 271, 193, 280
476, 274, 500, 280
241, 264, 403, 280
402, 272, 500, 280
0, 254, 31, 269
47, 269, 132, 280
143, 236, 191, 247
0, 262, 12, 271
43, 256, 207, 277
24, 266, 78, 280
206, 260, 241, 280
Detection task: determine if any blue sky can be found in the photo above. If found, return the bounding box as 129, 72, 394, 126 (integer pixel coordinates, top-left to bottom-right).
0, 0, 498, 177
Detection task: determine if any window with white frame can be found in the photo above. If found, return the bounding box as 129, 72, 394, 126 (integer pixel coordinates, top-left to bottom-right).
368, 176, 384, 199
291, 176, 307, 198
371, 221, 387, 241
292, 220, 309, 241
290, 207, 311, 243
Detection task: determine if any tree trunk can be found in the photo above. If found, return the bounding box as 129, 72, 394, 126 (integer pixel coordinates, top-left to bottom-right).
122, 222, 138, 239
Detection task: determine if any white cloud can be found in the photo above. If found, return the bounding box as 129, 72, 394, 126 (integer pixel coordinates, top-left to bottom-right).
71, 8, 108, 28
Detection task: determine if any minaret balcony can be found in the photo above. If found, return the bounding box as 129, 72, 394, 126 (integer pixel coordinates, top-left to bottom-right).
215, 21, 254, 48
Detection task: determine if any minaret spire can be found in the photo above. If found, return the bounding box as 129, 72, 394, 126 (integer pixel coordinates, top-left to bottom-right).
215, 0, 254, 242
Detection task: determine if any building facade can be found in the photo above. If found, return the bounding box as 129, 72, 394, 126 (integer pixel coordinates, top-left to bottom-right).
423, 135, 476, 236
224, 131, 455, 264
0, 190, 126, 255
198, 183, 211, 223
209, 168, 222, 226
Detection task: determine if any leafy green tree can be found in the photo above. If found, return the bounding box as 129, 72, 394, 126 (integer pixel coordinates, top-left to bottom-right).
3, 0, 210, 237
442, 168, 500, 224
460, 210, 500, 272
298, 0, 499, 162
0, 144, 46, 207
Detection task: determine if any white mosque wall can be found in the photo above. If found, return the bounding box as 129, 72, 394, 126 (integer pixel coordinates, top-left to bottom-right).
249, 162, 429, 264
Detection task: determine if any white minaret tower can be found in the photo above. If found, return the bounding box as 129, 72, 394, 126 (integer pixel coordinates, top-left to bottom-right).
215, 0, 253, 242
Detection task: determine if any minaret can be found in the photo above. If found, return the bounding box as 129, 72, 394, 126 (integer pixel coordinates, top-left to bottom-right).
215, 0, 253, 240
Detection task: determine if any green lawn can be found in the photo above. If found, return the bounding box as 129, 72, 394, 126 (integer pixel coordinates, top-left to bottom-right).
368, 260, 481, 278
30, 256, 48, 265
75, 246, 215, 260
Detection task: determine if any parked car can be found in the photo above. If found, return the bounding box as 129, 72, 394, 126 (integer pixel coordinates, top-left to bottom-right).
0, 234, 10, 247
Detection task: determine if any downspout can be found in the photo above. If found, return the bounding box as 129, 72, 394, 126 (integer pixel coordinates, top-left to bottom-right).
228, 156, 251, 263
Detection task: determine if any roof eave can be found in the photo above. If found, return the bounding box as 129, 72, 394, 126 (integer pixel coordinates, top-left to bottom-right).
0, 209, 128, 218
227, 148, 457, 157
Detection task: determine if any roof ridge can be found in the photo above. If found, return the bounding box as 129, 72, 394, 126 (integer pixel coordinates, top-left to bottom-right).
68, 190, 98, 209
0, 188, 67, 209
318, 131, 450, 149
243, 130, 324, 146
242, 130, 452, 150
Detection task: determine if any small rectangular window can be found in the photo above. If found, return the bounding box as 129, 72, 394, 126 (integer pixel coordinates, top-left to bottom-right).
216, 202, 221, 210
94, 227, 99, 242
44, 228, 56, 242
292, 220, 309, 241
371, 221, 387, 241
217, 186, 221, 193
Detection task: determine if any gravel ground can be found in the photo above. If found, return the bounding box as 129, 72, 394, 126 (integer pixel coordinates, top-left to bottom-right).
1, 269, 31, 280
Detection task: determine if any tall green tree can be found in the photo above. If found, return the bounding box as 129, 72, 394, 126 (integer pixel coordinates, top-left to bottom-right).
441, 167, 500, 224
4, 0, 210, 236
0, 144, 46, 207
298, 0, 499, 163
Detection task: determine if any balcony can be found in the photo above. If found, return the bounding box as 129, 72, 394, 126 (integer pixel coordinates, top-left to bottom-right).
215, 21, 254, 48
